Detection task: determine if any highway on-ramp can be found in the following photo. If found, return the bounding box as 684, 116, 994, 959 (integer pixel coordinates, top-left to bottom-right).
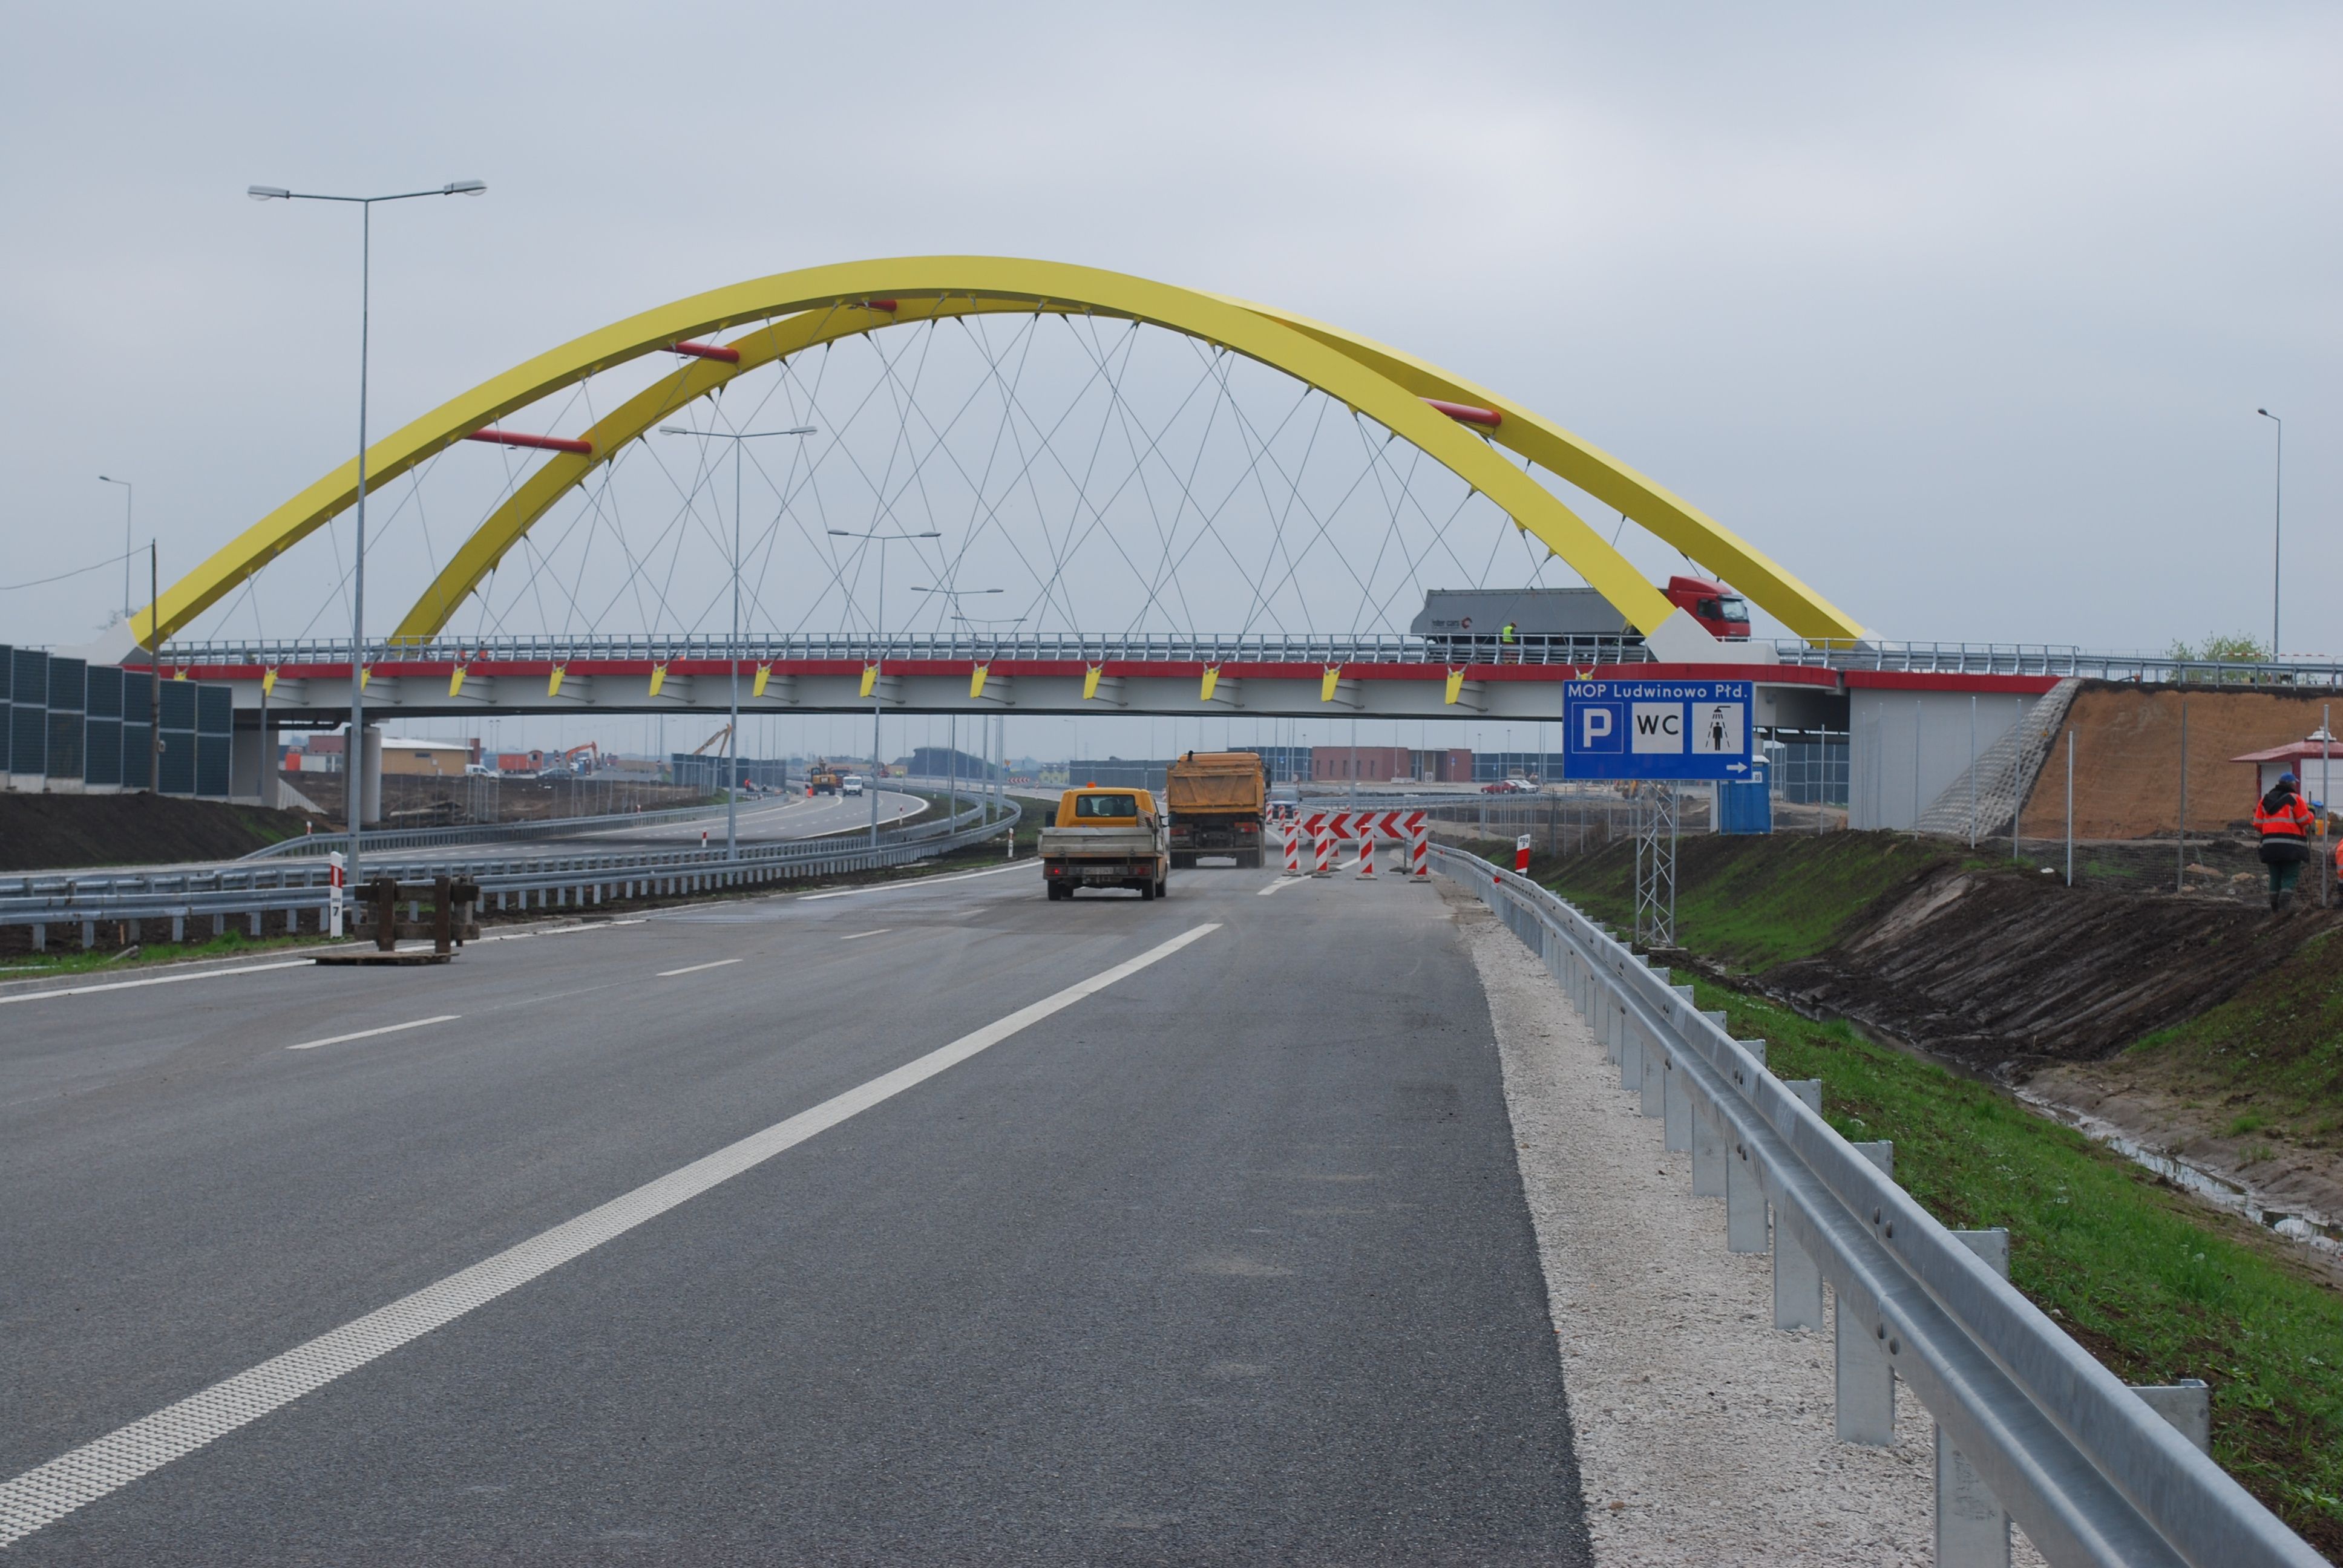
0, 863, 1590, 1564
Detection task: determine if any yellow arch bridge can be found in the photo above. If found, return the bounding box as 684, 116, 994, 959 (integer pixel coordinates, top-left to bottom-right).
132, 256, 1869, 724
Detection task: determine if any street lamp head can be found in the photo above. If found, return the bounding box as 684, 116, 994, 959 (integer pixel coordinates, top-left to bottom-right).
247, 185, 291, 201
444, 180, 487, 196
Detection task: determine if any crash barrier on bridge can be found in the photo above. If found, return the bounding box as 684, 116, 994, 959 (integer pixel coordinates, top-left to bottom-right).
0, 799, 1020, 955
1437, 840, 2322, 1568
1297, 809, 1429, 880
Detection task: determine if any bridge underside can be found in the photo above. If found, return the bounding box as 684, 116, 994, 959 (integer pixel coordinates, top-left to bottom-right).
176, 658, 1855, 730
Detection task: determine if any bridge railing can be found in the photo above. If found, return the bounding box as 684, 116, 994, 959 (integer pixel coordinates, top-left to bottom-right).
154, 631, 1653, 668
1442, 839, 2321, 1568
148, 632, 2343, 687
0, 799, 1020, 950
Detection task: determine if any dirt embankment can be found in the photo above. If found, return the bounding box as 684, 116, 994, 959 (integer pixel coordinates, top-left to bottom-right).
2018, 682, 2343, 841
0, 792, 321, 872
1768, 866, 2328, 1073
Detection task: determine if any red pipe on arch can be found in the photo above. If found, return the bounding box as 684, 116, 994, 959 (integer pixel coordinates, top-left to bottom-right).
863, 299, 898, 312
1423, 397, 1502, 429
668, 339, 741, 363
465, 428, 594, 456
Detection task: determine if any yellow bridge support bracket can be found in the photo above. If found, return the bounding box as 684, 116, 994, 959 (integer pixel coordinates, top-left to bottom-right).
1320, 665, 1345, 704
142, 257, 1861, 650
971, 664, 991, 701
548, 665, 566, 698
752, 663, 772, 699
1082, 665, 1103, 701
448, 665, 468, 699
1444, 667, 1467, 706
647, 664, 668, 699
859, 665, 879, 699
1199, 666, 1220, 703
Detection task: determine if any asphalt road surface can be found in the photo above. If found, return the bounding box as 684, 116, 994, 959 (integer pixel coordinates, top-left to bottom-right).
0, 861, 1590, 1564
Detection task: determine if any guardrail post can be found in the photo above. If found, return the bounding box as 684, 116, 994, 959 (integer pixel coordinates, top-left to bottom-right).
1835, 1140, 1897, 1445
1663, 1050, 1692, 1150
1692, 1102, 1726, 1197
1773, 1081, 1826, 1331
1641, 1038, 1666, 1119
30, 923, 45, 952
80, 921, 94, 950
2128, 1380, 2212, 1455
1936, 1227, 2014, 1567
1726, 1136, 1769, 1253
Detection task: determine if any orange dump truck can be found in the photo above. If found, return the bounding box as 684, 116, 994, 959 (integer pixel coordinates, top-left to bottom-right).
1166, 751, 1267, 868
1039, 787, 1170, 901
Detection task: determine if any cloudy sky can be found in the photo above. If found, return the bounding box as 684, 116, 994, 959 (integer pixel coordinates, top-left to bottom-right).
3, 1, 2335, 678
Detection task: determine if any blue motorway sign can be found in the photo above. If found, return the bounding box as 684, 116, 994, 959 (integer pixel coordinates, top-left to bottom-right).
1563, 679, 1754, 782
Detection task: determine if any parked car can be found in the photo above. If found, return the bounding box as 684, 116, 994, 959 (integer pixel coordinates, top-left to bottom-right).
1481, 779, 1538, 794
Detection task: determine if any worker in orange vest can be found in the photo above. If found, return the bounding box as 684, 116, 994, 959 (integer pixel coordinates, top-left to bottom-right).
2253, 770, 2317, 912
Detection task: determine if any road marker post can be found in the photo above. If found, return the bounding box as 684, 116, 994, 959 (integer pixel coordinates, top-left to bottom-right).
1515, 833, 1533, 874
326, 852, 345, 938
1312, 825, 1332, 876
1283, 823, 1301, 875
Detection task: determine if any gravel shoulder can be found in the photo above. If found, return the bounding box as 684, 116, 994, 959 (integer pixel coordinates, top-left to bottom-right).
1449, 881, 2050, 1566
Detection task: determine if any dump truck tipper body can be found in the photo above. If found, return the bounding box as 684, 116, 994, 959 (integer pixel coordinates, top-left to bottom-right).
1038, 788, 1170, 900
1165, 751, 1267, 868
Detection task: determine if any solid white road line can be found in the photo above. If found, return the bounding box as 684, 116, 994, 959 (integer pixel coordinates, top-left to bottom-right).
1256, 877, 1300, 896
838, 929, 891, 941
0, 921, 1221, 1549
655, 958, 742, 978
0, 959, 313, 1008
285, 1014, 462, 1052
796, 860, 1035, 901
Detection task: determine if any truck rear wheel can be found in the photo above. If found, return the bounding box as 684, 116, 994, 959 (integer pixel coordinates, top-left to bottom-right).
1047, 882, 1070, 901
1138, 878, 1155, 900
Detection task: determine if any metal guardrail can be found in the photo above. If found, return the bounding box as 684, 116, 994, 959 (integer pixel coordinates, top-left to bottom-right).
1442, 840, 2322, 1568
0, 799, 1020, 949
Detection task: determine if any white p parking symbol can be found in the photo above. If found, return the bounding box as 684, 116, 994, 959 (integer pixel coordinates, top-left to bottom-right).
1582, 707, 1613, 746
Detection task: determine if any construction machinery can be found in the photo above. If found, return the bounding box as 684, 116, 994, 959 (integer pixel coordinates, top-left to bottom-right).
1165, 751, 1267, 868
808, 760, 842, 795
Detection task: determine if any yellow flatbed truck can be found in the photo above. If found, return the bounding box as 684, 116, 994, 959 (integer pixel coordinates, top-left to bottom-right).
1039, 787, 1170, 901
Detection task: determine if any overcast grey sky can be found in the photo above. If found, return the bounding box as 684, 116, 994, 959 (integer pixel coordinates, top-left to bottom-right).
3, 1, 2335, 663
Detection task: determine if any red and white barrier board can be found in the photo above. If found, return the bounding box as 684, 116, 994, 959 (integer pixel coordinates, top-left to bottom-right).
1296, 809, 1429, 879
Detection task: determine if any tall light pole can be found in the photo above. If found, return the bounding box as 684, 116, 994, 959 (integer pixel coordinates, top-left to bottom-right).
97, 476, 132, 624
248, 178, 486, 883
2258, 408, 2282, 656
660, 423, 815, 861
913, 585, 1004, 827
828, 528, 941, 844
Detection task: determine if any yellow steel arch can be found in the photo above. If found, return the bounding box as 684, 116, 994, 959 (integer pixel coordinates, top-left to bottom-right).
145, 257, 1853, 647
1216, 295, 1865, 643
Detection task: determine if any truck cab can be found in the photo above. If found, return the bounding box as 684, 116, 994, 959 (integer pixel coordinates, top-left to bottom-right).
1039, 788, 1171, 901
1660, 574, 1752, 641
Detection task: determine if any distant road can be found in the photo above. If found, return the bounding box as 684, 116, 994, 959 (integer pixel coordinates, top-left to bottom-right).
12, 789, 928, 878
0, 861, 1588, 1562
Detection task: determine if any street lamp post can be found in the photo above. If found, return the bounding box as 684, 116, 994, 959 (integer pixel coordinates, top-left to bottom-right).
828, 529, 942, 845
97, 476, 132, 624
2258, 408, 2282, 656
912, 585, 1005, 830
660, 424, 815, 861
247, 178, 485, 884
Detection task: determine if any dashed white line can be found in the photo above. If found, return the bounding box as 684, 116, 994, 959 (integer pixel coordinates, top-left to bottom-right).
286, 1014, 462, 1052
838, 929, 891, 941
656, 958, 742, 977
0, 921, 1222, 1549
1257, 877, 1302, 896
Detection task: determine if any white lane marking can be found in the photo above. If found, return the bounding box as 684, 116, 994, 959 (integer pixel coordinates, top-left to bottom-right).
285, 1014, 462, 1052
838, 929, 891, 941
0, 921, 1221, 1549
1256, 877, 1301, 897
0, 960, 312, 1008
797, 860, 1034, 901
655, 958, 742, 978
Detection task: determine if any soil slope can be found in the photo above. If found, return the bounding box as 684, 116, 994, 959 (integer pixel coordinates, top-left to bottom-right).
0, 792, 318, 871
